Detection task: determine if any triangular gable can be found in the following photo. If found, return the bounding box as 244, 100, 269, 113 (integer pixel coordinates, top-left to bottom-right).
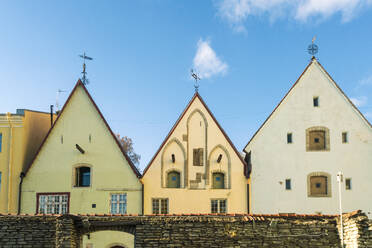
142, 92, 246, 177
244, 57, 372, 150
24, 79, 141, 178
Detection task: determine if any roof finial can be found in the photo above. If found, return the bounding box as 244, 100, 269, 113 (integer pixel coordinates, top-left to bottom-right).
191, 69, 201, 92
307, 36, 318, 59
79, 52, 93, 85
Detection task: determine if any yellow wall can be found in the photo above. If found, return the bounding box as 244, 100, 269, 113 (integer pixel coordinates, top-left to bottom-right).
0, 110, 52, 213
21, 84, 142, 216
142, 95, 247, 214
83, 231, 134, 248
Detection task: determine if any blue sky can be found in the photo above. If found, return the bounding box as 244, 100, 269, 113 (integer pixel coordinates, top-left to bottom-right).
1, 1, 372, 170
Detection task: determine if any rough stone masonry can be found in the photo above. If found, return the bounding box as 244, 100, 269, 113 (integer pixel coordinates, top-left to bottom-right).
0, 210, 371, 247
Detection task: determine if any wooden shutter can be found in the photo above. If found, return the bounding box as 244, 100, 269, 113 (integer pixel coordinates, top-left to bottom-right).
309, 130, 326, 150
310, 176, 327, 195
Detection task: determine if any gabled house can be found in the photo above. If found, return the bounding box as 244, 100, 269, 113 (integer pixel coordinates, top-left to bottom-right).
142, 92, 247, 214
20, 80, 142, 248
244, 57, 372, 217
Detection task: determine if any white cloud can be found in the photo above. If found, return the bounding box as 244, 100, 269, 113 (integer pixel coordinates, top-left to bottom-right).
216, 0, 372, 31
359, 74, 372, 86
350, 96, 368, 107
192, 39, 228, 79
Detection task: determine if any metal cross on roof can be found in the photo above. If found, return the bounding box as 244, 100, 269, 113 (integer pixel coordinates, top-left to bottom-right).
307, 36, 318, 57
191, 69, 201, 92
79, 52, 93, 85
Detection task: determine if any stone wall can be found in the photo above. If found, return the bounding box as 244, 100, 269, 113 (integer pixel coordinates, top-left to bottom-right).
341, 210, 372, 248
0, 211, 371, 248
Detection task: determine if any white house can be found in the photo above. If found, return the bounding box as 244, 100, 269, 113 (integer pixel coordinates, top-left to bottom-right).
244, 57, 372, 217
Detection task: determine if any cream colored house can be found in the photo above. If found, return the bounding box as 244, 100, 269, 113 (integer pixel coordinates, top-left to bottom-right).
142, 92, 248, 215
0, 109, 53, 214
21, 80, 142, 248
244, 57, 372, 217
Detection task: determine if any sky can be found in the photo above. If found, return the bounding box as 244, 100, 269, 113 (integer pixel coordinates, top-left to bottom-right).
1, 0, 372, 171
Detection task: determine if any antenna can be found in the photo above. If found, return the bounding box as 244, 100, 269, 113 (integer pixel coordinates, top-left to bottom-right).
307, 36, 318, 58
56, 89, 66, 112
191, 69, 201, 92
79, 52, 93, 85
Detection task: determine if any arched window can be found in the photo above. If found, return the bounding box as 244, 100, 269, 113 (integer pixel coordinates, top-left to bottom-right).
307, 172, 331, 197
212, 172, 225, 189
75, 166, 91, 187
167, 171, 180, 188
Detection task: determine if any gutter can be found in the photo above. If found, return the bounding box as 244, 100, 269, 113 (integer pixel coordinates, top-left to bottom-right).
17, 172, 25, 214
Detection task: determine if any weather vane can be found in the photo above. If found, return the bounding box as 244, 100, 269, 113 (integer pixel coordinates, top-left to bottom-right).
191, 69, 201, 92
79, 52, 93, 85
307, 36, 318, 58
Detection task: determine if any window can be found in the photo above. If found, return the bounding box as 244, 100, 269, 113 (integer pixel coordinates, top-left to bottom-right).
110, 194, 127, 214
37, 193, 69, 214
285, 179, 291, 190
0, 133, 2, 152
287, 133, 293, 144
75, 166, 91, 187
306, 127, 330, 151
152, 198, 168, 214
193, 148, 203, 166
167, 171, 180, 188
345, 178, 351, 190
342, 132, 348, 143
313, 97, 319, 107
212, 172, 225, 189
211, 199, 227, 213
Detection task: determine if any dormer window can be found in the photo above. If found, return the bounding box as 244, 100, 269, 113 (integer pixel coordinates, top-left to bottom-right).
313, 97, 319, 107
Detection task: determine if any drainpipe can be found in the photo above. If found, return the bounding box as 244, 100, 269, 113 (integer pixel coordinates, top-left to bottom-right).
141, 183, 144, 215
50, 105, 54, 127
17, 172, 25, 215
6, 113, 13, 213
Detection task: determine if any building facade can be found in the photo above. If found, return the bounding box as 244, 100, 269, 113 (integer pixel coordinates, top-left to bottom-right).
21, 80, 142, 248
244, 57, 372, 217
0, 109, 53, 213
142, 92, 248, 215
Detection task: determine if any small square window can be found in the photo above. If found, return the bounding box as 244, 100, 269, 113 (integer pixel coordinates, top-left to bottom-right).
316, 183, 321, 188
287, 133, 293, 144
314, 138, 320, 143
285, 179, 291, 190
345, 178, 351, 190
342, 132, 348, 143
313, 97, 319, 107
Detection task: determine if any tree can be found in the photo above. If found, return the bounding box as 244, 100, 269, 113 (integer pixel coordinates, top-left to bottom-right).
116, 134, 141, 172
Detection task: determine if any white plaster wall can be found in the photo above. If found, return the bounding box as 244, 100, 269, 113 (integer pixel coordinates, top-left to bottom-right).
245, 60, 372, 217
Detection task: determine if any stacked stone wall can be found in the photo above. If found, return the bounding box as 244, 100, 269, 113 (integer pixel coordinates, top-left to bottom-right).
0, 211, 371, 248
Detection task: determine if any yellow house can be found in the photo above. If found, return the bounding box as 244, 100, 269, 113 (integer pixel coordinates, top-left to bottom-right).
142, 92, 248, 215
0, 109, 53, 214
21, 80, 142, 248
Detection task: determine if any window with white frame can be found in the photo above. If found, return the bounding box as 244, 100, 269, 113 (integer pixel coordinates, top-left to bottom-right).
152, 198, 168, 214
211, 199, 227, 213
110, 193, 127, 214
37, 193, 69, 214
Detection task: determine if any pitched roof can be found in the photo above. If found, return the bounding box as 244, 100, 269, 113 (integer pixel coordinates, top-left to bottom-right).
244, 57, 372, 150
142, 92, 246, 177
24, 79, 141, 178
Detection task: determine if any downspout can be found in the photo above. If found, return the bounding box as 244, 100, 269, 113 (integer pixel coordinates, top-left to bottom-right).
141, 183, 144, 215
17, 172, 25, 214
6, 113, 13, 213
